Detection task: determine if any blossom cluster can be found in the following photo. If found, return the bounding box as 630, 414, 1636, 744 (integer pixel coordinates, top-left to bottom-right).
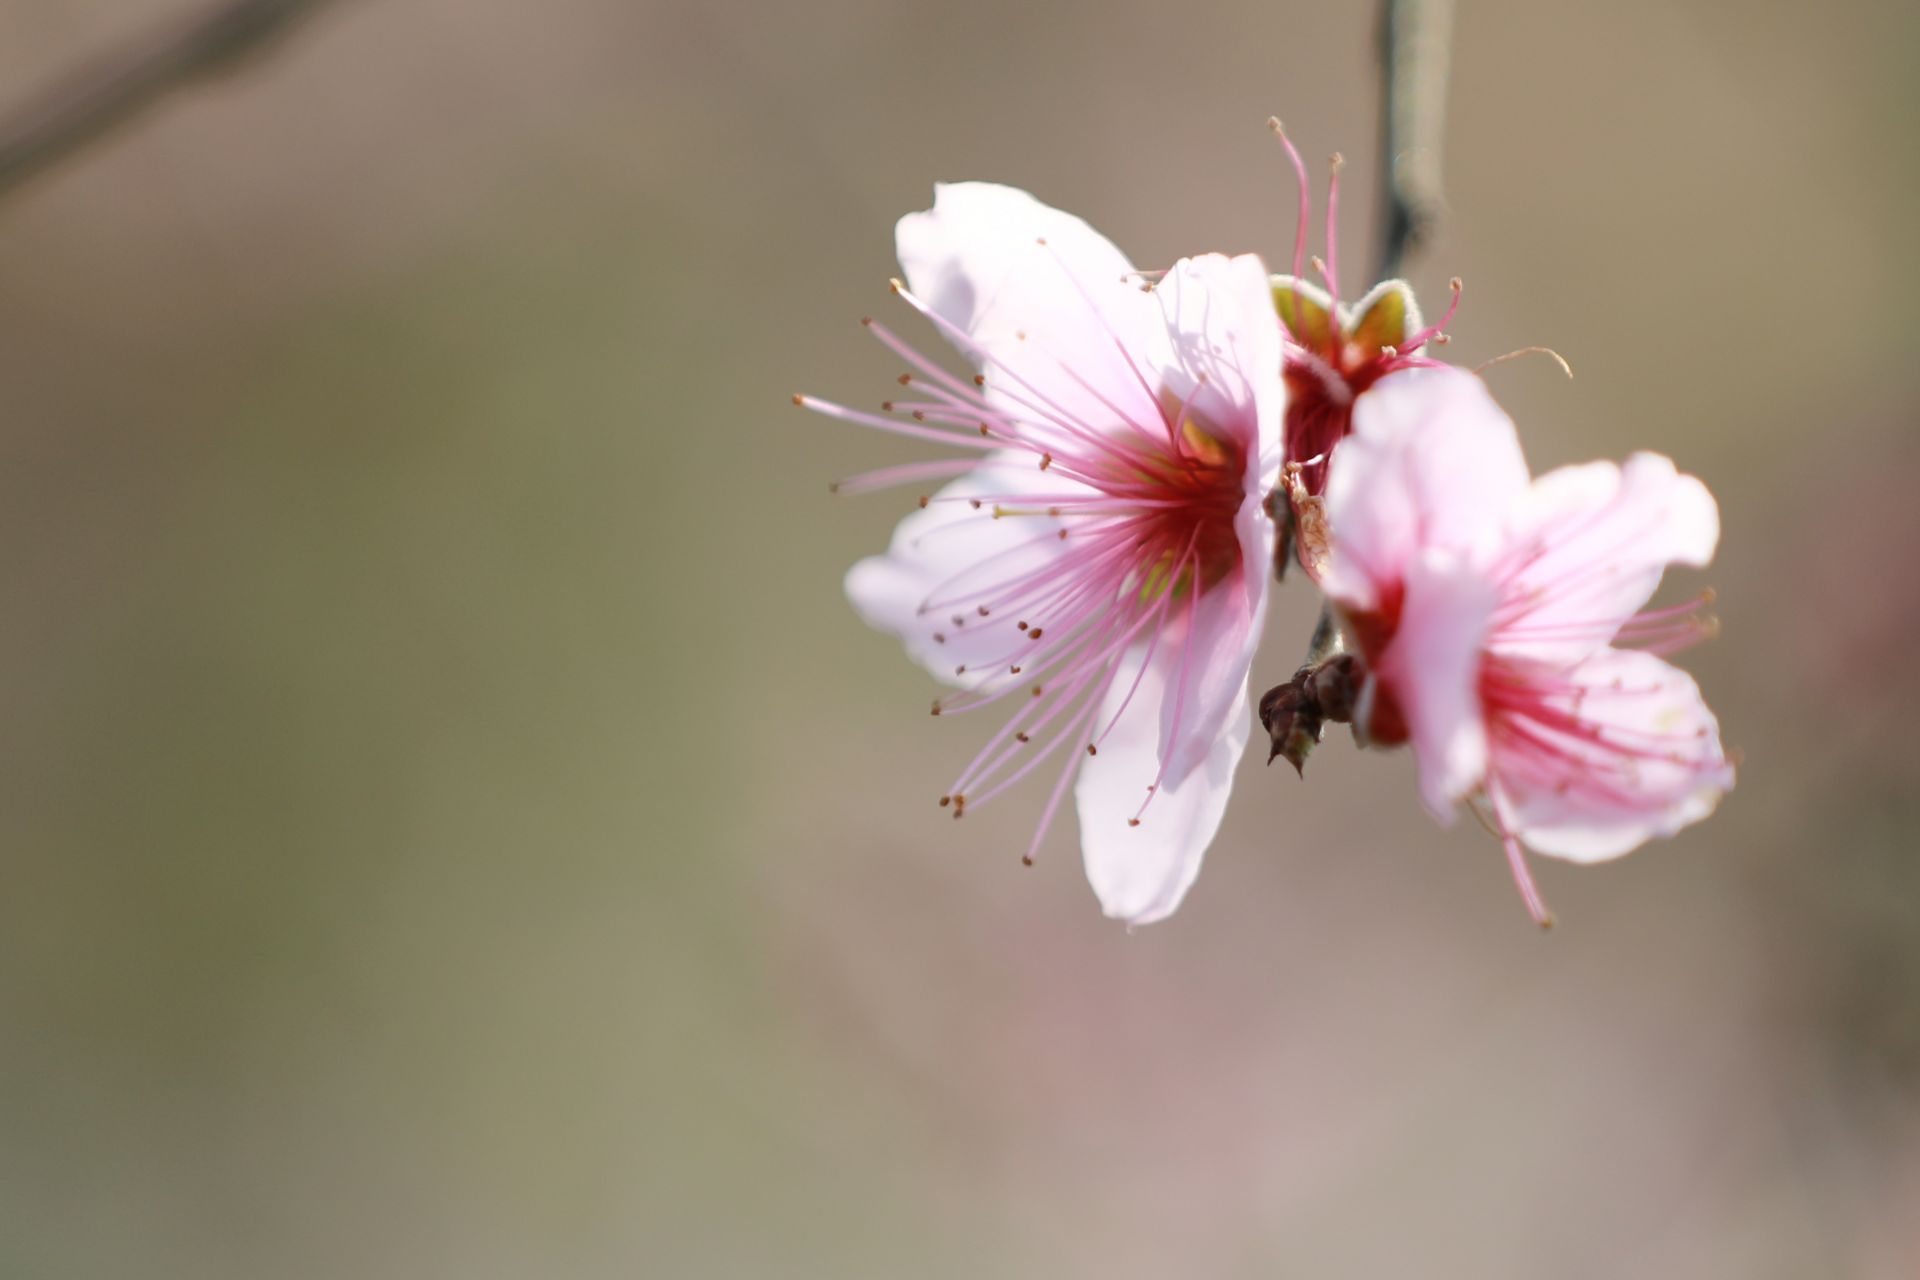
797, 150, 1734, 927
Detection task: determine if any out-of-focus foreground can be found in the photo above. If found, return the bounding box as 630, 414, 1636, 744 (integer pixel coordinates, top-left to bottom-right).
1, 1, 1916, 1275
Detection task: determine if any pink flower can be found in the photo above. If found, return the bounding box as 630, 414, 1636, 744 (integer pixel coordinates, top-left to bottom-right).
797, 183, 1283, 924
1266, 122, 1459, 503
1319, 367, 1736, 924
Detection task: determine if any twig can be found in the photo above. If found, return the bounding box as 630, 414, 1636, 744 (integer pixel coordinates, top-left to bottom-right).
0, 0, 342, 202
1373, 0, 1454, 279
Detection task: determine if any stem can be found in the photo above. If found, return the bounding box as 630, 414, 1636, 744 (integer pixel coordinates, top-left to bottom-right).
0, 0, 341, 202
1373, 0, 1455, 280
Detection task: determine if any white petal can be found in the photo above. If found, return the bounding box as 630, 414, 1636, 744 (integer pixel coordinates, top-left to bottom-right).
1157, 499, 1274, 786
895, 183, 1164, 441
1075, 647, 1252, 925
1136, 252, 1282, 784
1377, 547, 1500, 820
845, 458, 1091, 687
1489, 647, 1736, 863
1321, 367, 1531, 613
1493, 453, 1720, 663
1150, 252, 1288, 467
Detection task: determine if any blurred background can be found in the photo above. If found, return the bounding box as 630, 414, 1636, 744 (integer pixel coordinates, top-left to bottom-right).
0, 0, 1915, 1274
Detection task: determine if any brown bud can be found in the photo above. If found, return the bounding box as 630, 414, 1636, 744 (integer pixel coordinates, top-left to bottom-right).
1258, 676, 1323, 777
1257, 653, 1368, 777
1307, 653, 1362, 724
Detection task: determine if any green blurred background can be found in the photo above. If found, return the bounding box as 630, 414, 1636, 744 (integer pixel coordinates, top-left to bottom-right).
0, 0, 1916, 1274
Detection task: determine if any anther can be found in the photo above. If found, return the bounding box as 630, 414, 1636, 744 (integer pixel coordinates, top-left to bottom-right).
1039, 453, 1053, 471
1031, 686, 1044, 698
1086, 744, 1098, 757
917, 494, 930, 508
897, 373, 912, 386
1127, 818, 1141, 827
978, 605, 990, 617
791, 393, 805, 406
1015, 732, 1030, 743
979, 424, 991, 436
955, 665, 967, 675
860, 316, 873, 327
1028, 628, 1044, 640
1021, 854, 1034, 866
887, 278, 903, 295
973, 374, 985, 387
881, 400, 895, 411
939, 795, 951, 807
911, 410, 927, 422
1329, 151, 1345, 172
1267, 116, 1285, 136
930, 701, 943, 716
1017, 620, 1028, 630
1058, 529, 1069, 540
1009, 665, 1021, 674
970, 499, 983, 509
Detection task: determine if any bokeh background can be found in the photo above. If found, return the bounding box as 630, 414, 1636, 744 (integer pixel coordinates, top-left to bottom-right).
1, 0, 1916, 1274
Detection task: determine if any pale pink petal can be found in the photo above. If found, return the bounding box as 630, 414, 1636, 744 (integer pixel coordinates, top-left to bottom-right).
1376, 546, 1501, 820
1487, 647, 1735, 863
1493, 453, 1720, 662
844, 458, 1090, 687
1149, 253, 1288, 465
1320, 367, 1532, 613
1157, 494, 1274, 785
1076, 642, 1251, 924
894, 183, 1164, 440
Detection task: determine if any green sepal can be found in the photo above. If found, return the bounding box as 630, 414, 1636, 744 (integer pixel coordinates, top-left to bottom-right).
1347, 280, 1421, 354
1270, 276, 1336, 351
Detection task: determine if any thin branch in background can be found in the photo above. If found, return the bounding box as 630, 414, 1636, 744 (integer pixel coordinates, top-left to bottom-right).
1374, 0, 1454, 280
0, 0, 342, 203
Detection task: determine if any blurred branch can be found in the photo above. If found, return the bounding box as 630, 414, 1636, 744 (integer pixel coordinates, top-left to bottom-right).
1374, 0, 1454, 279
0, 0, 342, 202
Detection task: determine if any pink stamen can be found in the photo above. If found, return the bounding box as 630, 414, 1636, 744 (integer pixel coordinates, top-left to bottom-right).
1322, 152, 1345, 307
1502, 831, 1555, 928
830, 458, 980, 496
1268, 118, 1311, 283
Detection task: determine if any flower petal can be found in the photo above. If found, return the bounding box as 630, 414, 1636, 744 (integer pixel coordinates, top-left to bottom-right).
1493, 453, 1720, 662
1321, 367, 1531, 614
1376, 546, 1500, 820
1076, 643, 1251, 925
844, 458, 1090, 687
895, 183, 1163, 443
1487, 647, 1735, 863
1150, 252, 1288, 465
1156, 497, 1274, 786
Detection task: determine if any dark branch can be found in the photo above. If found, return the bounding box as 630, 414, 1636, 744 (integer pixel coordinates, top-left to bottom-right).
1373, 0, 1454, 280
0, 0, 342, 202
